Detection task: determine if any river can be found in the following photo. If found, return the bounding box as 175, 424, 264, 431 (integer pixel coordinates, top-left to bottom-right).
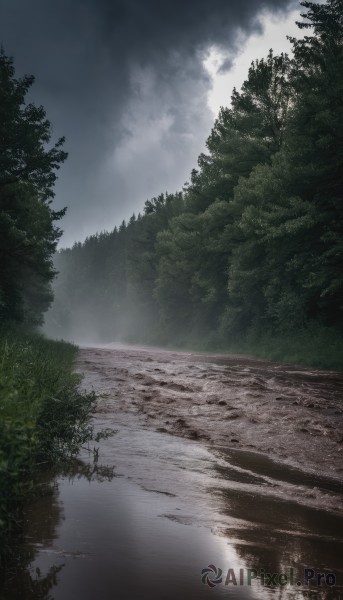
1, 344, 343, 599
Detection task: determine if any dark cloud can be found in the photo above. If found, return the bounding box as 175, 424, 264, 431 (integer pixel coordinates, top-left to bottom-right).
217, 57, 235, 74
0, 0, 297, 245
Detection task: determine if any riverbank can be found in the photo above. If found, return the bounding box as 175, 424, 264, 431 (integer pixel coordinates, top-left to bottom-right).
0, 326, 96, 566
3, 415, 343, 600
1, 342, 342, 600
123, 324, 343, 371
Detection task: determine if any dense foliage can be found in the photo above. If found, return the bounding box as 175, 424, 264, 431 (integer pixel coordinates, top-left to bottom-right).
46, 0, 343, 367
0, 326, 97, 564
0, 52, 98, 564
0, 49, 67, 325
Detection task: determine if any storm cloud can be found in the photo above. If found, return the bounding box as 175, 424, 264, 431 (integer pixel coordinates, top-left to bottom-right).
0, 0, 297, 245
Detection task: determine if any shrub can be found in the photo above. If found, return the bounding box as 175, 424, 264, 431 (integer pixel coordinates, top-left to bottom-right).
0, 325, 96, 563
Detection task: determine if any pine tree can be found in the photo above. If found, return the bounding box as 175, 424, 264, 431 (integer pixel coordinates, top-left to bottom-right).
0, 50, 67, 324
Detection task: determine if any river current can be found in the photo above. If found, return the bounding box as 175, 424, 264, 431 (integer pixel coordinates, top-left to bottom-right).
2, 344, 342, 600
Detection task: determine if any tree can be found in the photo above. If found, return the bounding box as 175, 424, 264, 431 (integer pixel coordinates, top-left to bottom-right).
0, 49, 67, 324
285, 0, 343, 324
185, 50, 292, 214
224, 0, 343, 335
40, 0, 343, 359
157, 51, 293, 337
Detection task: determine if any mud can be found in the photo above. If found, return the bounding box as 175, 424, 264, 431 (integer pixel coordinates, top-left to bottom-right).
79, 344, 343, 494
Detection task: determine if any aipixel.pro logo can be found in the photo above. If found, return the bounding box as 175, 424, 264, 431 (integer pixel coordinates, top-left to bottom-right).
201, 564, 223, 588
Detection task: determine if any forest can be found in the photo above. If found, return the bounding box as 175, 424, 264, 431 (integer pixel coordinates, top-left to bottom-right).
0, 48, 96, 562
46, 0, 343, 369
0, 0, 342, 587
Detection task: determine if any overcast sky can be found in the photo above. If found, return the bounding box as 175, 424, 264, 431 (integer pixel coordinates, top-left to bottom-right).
0, 0, 301, 247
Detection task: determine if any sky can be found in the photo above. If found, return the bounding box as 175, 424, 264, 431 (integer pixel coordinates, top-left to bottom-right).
0, 0, 301, 247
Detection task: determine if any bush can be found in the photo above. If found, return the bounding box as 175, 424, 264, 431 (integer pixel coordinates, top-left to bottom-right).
0, 325, 96, 563
224, 323, 343, 370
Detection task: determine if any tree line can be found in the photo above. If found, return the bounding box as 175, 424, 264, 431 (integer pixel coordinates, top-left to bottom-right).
45, 1, 343, 365
0, 47, 67, 326
0, 44, 100, 563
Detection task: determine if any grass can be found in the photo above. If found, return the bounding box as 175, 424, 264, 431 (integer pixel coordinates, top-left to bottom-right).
127, 322, 343, 371
225, 325, 343, 371
0, 324, 97, 566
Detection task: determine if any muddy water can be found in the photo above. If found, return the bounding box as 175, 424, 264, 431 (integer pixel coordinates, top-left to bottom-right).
2, 345, 343, 600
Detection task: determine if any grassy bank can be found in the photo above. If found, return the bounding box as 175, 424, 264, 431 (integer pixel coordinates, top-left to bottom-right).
127, 323, 343, 371
0, 325, 97, 565
228, 326, 343, 371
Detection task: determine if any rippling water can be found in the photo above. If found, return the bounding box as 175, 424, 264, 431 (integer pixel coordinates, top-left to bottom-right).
2, 345, 342, 600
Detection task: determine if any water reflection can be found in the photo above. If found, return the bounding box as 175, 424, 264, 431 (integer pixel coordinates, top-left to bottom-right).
0, 473, 63, 600
216, 488, 343, 599
212, 450, 343, 600
0, 459, 116, 600
1, 430, 342, 600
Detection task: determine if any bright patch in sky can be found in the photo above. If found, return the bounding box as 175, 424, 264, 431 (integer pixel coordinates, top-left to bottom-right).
204, 9, 301, 116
